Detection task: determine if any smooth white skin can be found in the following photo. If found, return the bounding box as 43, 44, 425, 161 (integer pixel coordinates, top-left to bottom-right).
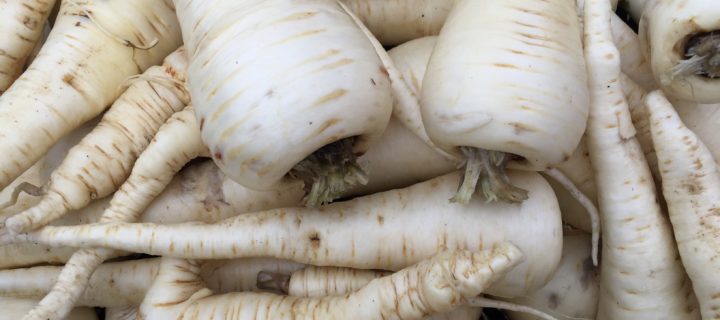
0, 0, 56, 93
340, 0, 455, 46
0, 0, 182, 191
646, 90, 720, 320
176, 0, 392, 190
17, 171, 562, 298
421, 0, 588, 170
583, 0, 700, 318
624, 0, 648, 21
5, 47, 190, 234
639, 0, 720, 103
0, 297, 97, 320
610, 14, 656, 91
504, 232, 599, 320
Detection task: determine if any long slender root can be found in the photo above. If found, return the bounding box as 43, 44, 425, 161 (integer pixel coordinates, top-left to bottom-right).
672, 31, 720, 80
451, 147, 528, 204
290, 138, 368, 207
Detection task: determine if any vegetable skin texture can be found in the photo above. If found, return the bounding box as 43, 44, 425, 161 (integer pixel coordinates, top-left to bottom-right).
19, 105, 204, 320
582, 0, 700, 318
5, 47, 190, 234
0, 297, 97, 320
340, 0, 455, 46
504, 232, 599, 320
143, 245, 523, 320
175, 0, 392, 190
0, 0, 182, 192
646, 90, 720, 320
0, 0, 56, 93
420, 0, 589, 171
639, 0, 720, 103
17, 171, 563, 298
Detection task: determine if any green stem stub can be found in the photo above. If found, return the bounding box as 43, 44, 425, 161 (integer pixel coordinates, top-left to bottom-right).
256, 271, 290, 294
290, 138, 368, 207
672, 31, 720, 79
451, 147, 529, 205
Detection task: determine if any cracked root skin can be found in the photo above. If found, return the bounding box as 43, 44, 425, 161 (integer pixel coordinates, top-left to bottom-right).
290, 138, 368, 207
451, 147, 529, 204
673, 31, 720, 80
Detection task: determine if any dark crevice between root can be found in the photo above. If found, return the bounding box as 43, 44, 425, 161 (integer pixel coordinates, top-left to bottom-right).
673, 31, 720, 80
289, 137, 368, 207
451, 147, 528, 205
257, 271, 290, 294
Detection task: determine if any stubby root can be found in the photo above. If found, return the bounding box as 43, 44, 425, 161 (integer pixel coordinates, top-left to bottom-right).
451, 147, 528, 204
672, 31, 720, 80
256, 271, 291, 294
289, 138, 368, 207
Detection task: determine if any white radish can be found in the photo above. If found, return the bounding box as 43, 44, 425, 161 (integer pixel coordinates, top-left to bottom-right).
17, 171, 563, 298
0, 0, 56, 93
4, 47, 190, 234
420, 0, 588, 203
639, 0, 720, 103
0, 0, 181, 191
176, 0, 392, 206
583, 0, 700, 318
646, 90, 720, 319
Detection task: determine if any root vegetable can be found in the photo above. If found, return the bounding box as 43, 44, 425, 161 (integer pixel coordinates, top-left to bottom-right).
0, 297, 97, 320
16, 171, 563, 298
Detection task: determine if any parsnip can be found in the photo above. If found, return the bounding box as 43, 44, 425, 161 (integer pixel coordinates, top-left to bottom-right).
610, 13, 656, 90
17, 171, 563, 298
420, 0, 588, 203
176, 0, 392, 206
140, 245, 523, 320
0, 0, 181, 191
0, 0, 56, 93
639, 0, 720, 103
583, 0, 700, 318
5, 47, 190, 234
0, 297, 97, 320
646, 90, 720, 319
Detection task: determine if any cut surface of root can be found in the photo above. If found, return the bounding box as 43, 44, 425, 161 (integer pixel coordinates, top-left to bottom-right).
256, 271, 290, 294
289, 138, 368, 207
451, 147, 528, 204
672, 31, 720, 80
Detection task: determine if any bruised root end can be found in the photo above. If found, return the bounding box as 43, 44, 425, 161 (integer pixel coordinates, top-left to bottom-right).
289, 138, 368, 207
451, 147, 528, 205
672, 31, 720, 80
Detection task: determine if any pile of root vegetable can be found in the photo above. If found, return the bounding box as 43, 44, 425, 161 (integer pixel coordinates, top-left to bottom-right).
1, 0, 719, 319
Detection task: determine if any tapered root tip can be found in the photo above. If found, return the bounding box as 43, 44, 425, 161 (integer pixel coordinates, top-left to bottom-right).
290, 138, 368, 207
451, 147, 528, 204
672, 31, 720, 80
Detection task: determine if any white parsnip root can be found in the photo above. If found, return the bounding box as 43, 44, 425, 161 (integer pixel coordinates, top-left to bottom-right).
176, 0, 392, 206
141, 244, 523, 320
0, 0, 56, 92
583, 0, 699, 318
0, 0, 182, 191
5, 47, 190, 234
17, 171, 563, 298
0, 297, 97, 320
646, 90, 720, 319
421, 0, 588, 204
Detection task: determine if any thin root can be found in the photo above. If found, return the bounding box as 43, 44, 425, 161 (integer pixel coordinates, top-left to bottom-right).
544, 168, 600, 266
451, 147, 528, 204
289, 138, 368, 207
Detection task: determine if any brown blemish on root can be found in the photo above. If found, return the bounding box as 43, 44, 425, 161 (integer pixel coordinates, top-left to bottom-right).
311, 89, 347, 108
308, 232, 321, 248
547, 292, 560, 309
376, 215, 384, 226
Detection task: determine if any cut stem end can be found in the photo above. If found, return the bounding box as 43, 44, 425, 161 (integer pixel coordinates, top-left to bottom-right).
451, 147, 528, 204
290, 138, 368, 207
